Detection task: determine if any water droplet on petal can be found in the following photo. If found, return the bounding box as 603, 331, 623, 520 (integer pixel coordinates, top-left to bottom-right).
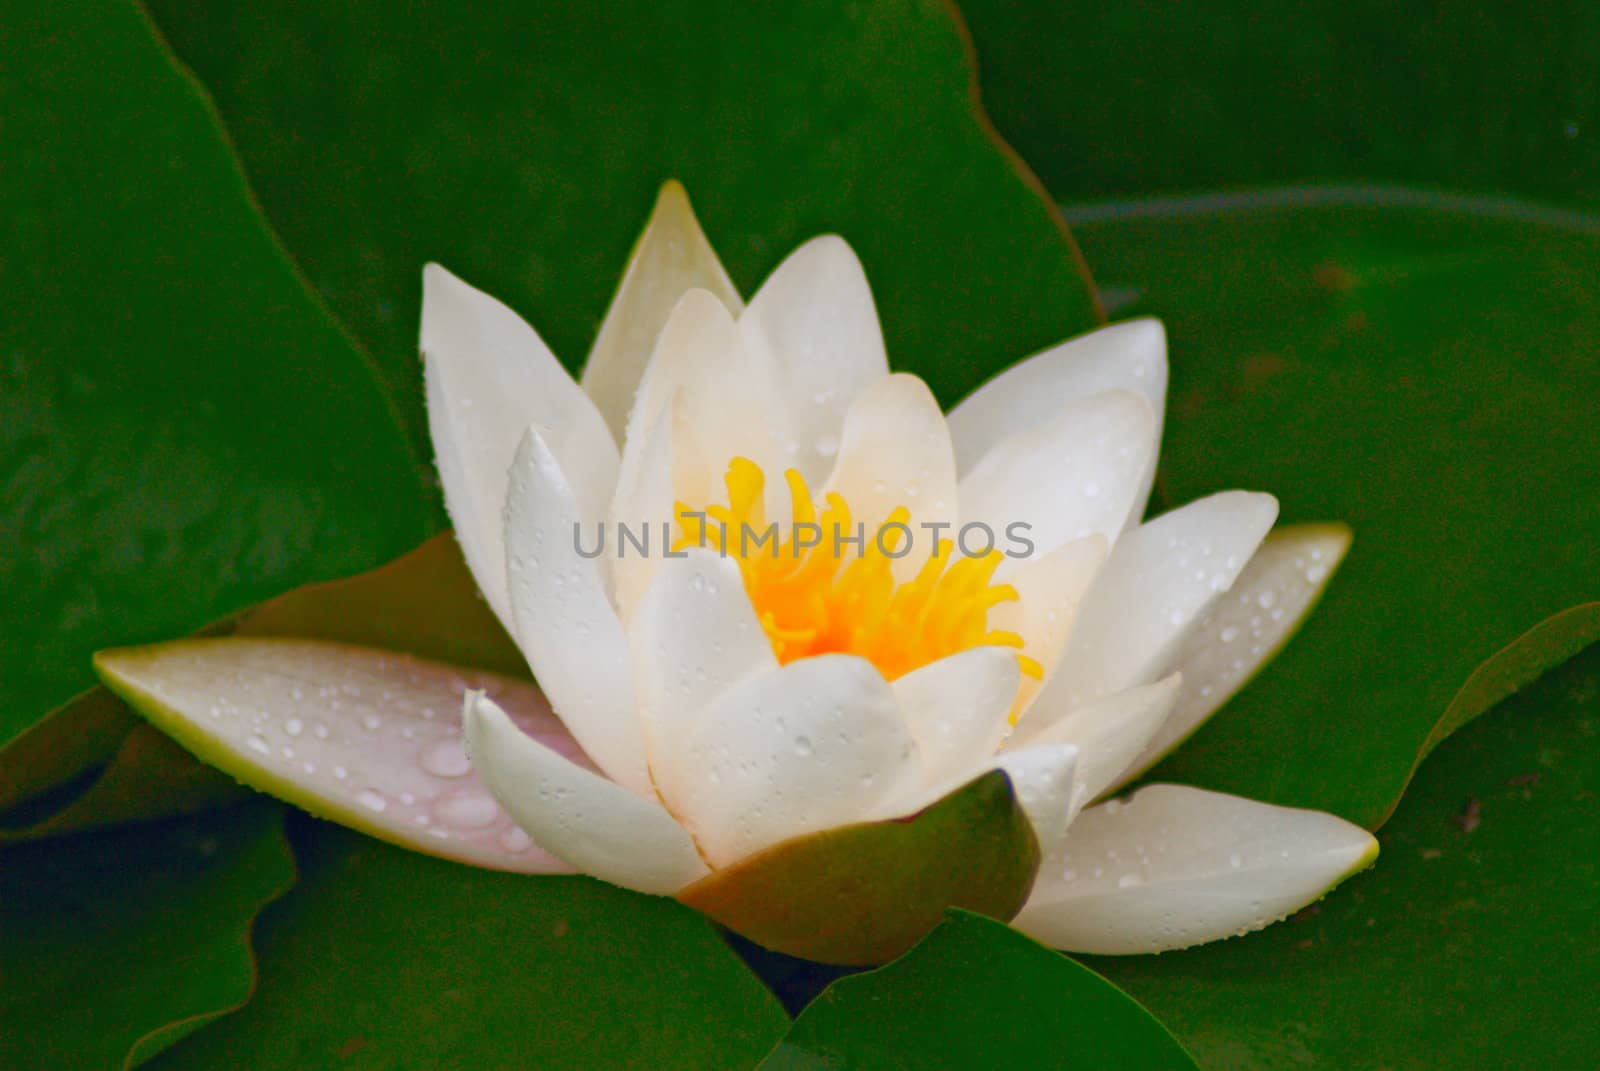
422, 739, 473, 778
435, 793, 500, 830
284, 717, 304, 737
246, 734, 269, 755
1219, 626, 1240, 643
357, 789, 387, 812
500, 827, 533, 853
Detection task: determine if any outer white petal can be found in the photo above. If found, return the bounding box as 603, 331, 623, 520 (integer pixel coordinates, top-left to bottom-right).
948, 318, 1167, 484
581, 181, 743, 442
989, 535, 1107, 713
1013, 784, 1378, 954
1009, 676, 1183, 815
892, 647, 1019, 786
960, 390, 1156, 562
504, 427, 650, 796
1045, 491, 1279, 709
993, 742, 1080, 851
464, 692, 708, 894
671, 655, 919, 868
821, 373, 957, 575
1112, 524, 1352, 790
629, 550, 777, 808
618, 289, 783, 511
740, 236, 890, 485
422, 264, 619, 633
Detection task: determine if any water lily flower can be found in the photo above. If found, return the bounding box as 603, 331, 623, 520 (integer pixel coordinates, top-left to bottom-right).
96, 182, 1376, 964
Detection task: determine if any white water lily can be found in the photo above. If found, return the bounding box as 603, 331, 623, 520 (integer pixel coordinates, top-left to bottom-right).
440, 182, 1377, 953
96, 182, 1376, 960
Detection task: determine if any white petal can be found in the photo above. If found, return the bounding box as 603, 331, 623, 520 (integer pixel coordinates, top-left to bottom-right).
959, 390, 1156, 560
893, 647, 1019, 786
620, 289, 784, 511
581, 181, 743, 442
993, 742, 1080, 850
1113, 524, 1352, 789
948, 319, 1167, 485
671, 655, 918, 867
606, 401, 679, 626
1045, 491, 1279, 709
1014, 784, 1378, 954
504, 427, 650, 795
422, 265, 618, 633
464, 692, 708, 894
821, 372, 957, 575
989, 535, 1107, 714
94, 638, 575, 874
740, 236, 890, 485
629, 550, 777, 808
1010, 676, 1183, 815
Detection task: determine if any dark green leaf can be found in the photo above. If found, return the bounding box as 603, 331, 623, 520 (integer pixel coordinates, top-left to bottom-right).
1072, 197, 1600, 826
679, 771, 1039, 966
142, 0, 1099, 446
962, 1, 1600, 208
0, 0, 433, 752
761, 911, 1198, 1070
0, 802, 296, 1070
1089, 634, 1600, 1068
149, 818, 789, 1070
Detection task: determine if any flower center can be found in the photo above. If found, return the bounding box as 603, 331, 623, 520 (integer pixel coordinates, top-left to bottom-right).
674, 457, 1042, 683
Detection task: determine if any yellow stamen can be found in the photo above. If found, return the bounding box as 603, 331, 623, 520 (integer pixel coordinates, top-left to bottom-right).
673, 458, 1043, 689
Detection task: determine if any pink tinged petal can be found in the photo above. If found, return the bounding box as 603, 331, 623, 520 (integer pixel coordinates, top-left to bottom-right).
464, 691, 708, 894
580, 181, 743, 443
505, 427, 650, 796
93, 638, 574, 874
1013, 784, 1378, 954
671, 655, 920, 868
989, 535, 1107, 715
822, 373, 957, 577
628, 550, 778, 809
959, 390, 1156, 562
992, 742, 1080, 851
1046, 491, 1279, 710
947, 318, 1167, 478
1009, 676, 1183, 816
740, 236, 891, 486
422, 265, 618, 633
892, 647, 1019, 786
1114, 524, 1353, 790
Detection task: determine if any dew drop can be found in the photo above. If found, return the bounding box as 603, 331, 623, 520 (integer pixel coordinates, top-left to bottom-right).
1229, 852, 1243, 869
362, 713, 382, 731
333, 765, 349, 780
1219, 626, 1240, 643
357, 788, 387, 812
1257, 590, 1277, 609
436, 793, 500, 830
284, 717, 304, 737
500, 826, 533, 853
1118, 873, 1143, 889
246, 734, 269, 755
1306, 564, 1329, 584
793, 735, 813, 757
314, 723, 330, 740
1082, 480, 1101, 499
422, 739, 473, 778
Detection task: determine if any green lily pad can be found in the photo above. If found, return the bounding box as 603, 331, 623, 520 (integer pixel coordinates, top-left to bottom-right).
960, 2, 1600, 209
0, 0, 431, 754
1088, 631, 1600, 1068
0, 802, 296, 1070
679, 770, 1039, 966
761, 911, 1199, 1069
141, 0, 1100, 438
1069, 197, 1600, 826
147, 819, 790, 1070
